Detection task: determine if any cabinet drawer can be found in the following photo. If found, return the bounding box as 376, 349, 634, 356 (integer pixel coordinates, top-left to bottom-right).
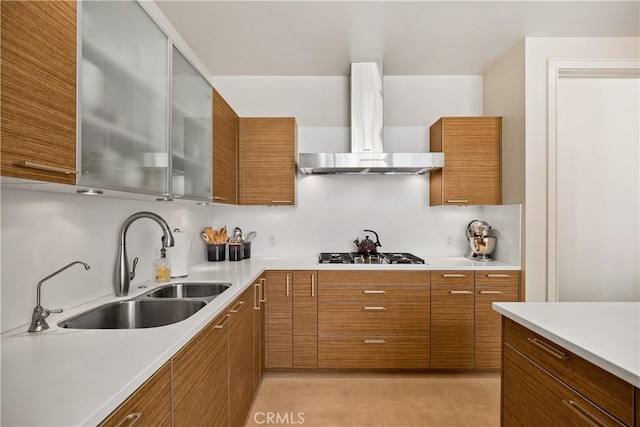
474, 270, 519, 286
318, 336, 429, 369
319, 303, 429, 336
431, 271, 474, 286
318, 270, 430, 287
504, 318, 634, 425
503, 345, 625, 427
319, 286, 429, 304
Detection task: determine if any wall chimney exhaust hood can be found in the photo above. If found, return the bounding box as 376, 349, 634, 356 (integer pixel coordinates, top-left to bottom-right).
298, 62, 444, 175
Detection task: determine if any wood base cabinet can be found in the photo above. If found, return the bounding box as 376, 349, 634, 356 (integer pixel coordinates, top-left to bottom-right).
430, 271, 475, 369
503, 318, 635, 426
265, 270, 293, 369
99, 363, 171, 427
429, 117, 502, 206
173, 312, 229, 427
318, 271, 430, 369
1, 0, 77, 184
292, 270, 318, 368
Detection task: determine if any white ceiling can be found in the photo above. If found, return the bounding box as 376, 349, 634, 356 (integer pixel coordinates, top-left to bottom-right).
155, 1, 639, 76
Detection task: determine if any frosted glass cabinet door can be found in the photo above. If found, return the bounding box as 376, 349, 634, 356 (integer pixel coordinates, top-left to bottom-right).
171, 47, 212, 200
79, 0, 169, 194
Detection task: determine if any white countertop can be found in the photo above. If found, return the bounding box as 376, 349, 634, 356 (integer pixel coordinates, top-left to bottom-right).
2, 256, 519, 426
493, 302, 640, 388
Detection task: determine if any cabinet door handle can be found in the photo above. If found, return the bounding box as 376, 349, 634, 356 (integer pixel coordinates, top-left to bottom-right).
271, 200, 293, 204
13, 160, 77, 175
478, 290, 504, 294
442, 274, 466, 278
311, 274, 315, 297
115, 413, 142, 427
213, 196, 227, 201
254, 283, 261, 310
487, 274, 511, 278
363, 306, 386, 311
449, 290, 473, 294
230, 300, 245, 313
286, 274, 290, 297
214, 314, 232, 329
363, 290, 386, 294
527, 337, 569, 360
562, 400, 606, 427
363, 339, 386, 344
260, 278, 266, 302
446, 199, 468, 204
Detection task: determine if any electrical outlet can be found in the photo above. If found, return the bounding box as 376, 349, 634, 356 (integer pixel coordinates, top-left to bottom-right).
269, 235, 277, 247
445, 235, 454, 248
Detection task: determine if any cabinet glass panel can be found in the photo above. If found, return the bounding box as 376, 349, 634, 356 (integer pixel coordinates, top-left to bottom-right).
79, 0, 169, 194
171, 47, 212, 200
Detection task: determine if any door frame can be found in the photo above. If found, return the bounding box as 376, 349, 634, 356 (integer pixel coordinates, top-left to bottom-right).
546, 59, 640, 301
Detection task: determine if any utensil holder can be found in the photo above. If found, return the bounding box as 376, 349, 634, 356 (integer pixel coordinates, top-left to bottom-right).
242, 242, 251, 259
228, 243, 242, 261
207, 244, 226, 262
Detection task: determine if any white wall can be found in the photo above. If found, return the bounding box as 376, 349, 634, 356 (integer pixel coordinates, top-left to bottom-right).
523, 37, 640, 301
0, 188, 214, 332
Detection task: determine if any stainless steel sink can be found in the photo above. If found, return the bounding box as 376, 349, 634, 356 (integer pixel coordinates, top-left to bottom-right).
140, 282, 231, 302
58, 299, 207, 329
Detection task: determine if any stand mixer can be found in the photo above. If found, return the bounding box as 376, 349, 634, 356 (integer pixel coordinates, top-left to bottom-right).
465, 220, 496, 261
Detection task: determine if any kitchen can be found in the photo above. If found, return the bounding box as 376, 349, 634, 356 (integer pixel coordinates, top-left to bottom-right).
1, 1, 639, 426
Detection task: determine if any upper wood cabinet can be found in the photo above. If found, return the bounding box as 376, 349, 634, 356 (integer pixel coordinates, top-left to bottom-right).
100, 362, 171, 427
212, 88, 239, 204
1, 0, 77, 184
429, 117, 502, 206
238, 118, 297, 206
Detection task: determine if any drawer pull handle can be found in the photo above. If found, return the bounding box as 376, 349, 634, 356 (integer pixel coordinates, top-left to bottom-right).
286, 274, 290, 297
229, 301, 245, 313
115, 413, 142, 427
363, 306, 386, 311
214, 314, 232, 329
446, 199, 468, 204
442, 274, 466, 278
13, 160, 77, 175
363, 290, 386, 294
449, 290, 473, 294
260, 278, 266, 302
528, 337, 569, 360
254, 283, 261, 310
363, 339, 386, 344
478, 290, 504, 294
562, 400, 606, 427
487, 274, 511, 278
271, 200, 293, 204
213, 196, 227, 201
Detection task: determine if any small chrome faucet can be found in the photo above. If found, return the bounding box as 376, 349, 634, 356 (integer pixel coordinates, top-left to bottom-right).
28, 261, 91, 332
115, 211, 174, 297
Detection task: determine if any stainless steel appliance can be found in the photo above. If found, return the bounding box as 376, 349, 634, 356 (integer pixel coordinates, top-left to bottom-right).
319, 252, 425, 265
465, 220, 497, 261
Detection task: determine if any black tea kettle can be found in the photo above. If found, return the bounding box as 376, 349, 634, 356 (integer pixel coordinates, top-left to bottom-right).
354, 229, 382, 255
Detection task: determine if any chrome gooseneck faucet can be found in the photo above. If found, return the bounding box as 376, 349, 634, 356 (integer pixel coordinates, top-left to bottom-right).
28, 261, 91, 332
115, 211, 174, 297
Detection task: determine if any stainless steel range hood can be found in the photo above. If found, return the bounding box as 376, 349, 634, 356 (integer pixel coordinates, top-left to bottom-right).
298, 62, 444, 175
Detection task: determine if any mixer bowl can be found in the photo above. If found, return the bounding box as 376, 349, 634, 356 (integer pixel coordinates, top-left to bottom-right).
465, 236, 496, 260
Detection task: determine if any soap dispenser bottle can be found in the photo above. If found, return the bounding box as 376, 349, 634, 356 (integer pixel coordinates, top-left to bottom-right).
155, 247, 171, 283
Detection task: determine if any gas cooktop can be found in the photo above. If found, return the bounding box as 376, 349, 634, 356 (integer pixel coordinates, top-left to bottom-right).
319, 252, 425, 265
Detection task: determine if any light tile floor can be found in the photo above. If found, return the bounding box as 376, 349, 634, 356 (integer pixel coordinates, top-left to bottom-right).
245, 372, 501, 427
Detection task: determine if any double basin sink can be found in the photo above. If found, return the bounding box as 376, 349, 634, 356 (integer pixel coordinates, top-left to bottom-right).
58, 283, 231, 330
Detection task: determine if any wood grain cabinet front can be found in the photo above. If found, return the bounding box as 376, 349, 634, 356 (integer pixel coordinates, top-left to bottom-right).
1, 0, 77, 184
292, 270, 318, 368
173, 312, 229, 427
318, 271, 430, 369
430, 271, 475, 369
99, 362, 171, 427
429, 117, 502, 206
265, 270, 293, 369
238, 117, 297, 206
212, 88, 239, 204
229, 286, 257, 427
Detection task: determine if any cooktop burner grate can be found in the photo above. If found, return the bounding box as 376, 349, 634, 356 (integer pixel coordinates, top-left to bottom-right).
318, 252, 425, 264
